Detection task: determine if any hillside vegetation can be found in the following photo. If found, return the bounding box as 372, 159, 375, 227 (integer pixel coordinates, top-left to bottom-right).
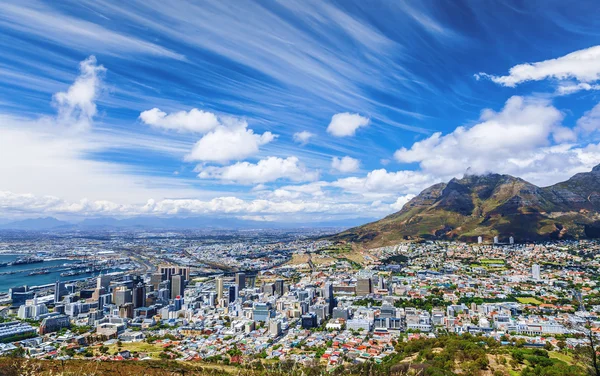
335, 165, 600, 247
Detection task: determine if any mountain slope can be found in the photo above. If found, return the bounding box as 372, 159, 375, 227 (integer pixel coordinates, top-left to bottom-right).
335, 165, 600, 246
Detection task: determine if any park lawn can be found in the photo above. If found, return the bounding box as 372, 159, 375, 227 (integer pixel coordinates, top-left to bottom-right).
105, 341, 166, 358
516, 297, 543, 305
285, 253, 310, 266
480, 258, 505, 264
549, 351, 575, 364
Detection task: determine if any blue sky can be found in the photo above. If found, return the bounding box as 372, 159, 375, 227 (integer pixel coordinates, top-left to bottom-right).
1, 0, 600, 223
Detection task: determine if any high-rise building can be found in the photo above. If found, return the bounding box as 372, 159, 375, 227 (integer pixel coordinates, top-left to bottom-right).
253, 302, 272, 322
9, 286, 34, 307
150, 273, 163, 290
301, 313, 318, 329
356, 278, 372, 296
97, 275, 112, 291
246, 275, 256, 288
98, 293, 111, 311
159, 265, 190, 282
173, 296, 184, 311
228, 285, 238, 303
274, 279, 285, 296
54, 281, 68, 303
493, 236, 499, 244
261, 282, 276, 296
216, 276, 224, 301
532, 264, 541, 280
113, 287, 132, 307
133, 283, 146, 308
323, 283, 334, 301
477, 236, 483, 244
171, 275, 184, 300
235, 272, 246, 289
119, 303, 134, 319
269, 320, 281, 337
509, 236, 515, 245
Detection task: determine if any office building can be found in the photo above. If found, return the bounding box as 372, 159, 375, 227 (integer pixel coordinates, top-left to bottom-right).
269, 320, 281, 337
159, 265, 190, 282
133, 283, 146, 308
216, 276, 224, 301
39, 315, 70, 335
356, 278, 372, 296
301, 313, 318, 329
235, 272, 246, 289
54, 281, 68, 303
171, 274, 184, 300
253, 302, 272, 322
113, 287, 132, 307
532, 264, 541, 280
274, 279, 285, 296
228, 285, 238, 303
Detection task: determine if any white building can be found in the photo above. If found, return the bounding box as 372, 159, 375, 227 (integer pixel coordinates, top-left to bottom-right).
532, 264, 541, 280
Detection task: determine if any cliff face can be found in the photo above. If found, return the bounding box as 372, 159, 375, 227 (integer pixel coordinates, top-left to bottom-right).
335, 165, 600, 246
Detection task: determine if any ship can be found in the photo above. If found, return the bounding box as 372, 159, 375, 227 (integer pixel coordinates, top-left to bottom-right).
9, 257, 44, 266
28, 269, 50, 276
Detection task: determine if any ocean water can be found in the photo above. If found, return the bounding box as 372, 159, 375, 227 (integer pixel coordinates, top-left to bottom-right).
0, 255, 108, 292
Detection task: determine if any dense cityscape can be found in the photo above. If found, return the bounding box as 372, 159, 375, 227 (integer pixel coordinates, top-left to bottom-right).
0, 230, 596, 374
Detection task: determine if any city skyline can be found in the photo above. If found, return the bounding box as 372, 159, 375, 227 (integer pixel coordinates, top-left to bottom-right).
1, 0, 600, 225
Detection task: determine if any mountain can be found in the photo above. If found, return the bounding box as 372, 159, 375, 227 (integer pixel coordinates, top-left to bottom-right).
0, 216, 370, 231
335, 165, 600, 246
0, 217, 71, 230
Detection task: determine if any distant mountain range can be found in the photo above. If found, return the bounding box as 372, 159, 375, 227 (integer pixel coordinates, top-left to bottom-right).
335, 164, 600, 247
0, 216, 369, 231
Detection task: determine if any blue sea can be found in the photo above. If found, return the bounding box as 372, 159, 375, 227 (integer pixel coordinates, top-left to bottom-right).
0, 254, 109, 292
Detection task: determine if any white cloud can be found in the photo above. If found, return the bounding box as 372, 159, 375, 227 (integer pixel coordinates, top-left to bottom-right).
196, 156, 318, 184
185, 121, 276, 163
556, 82, 600, 96
331, 156, 360, 173
293, 130, 314, 145
394, 96, 566, 176
390, 194, 416, 211
52, 56, 105, 131
0, 3, 184, 60
576, 102, 600, 134
393, 96, 600, 186
477, 45, 600, 91
139, 108, 219, 133
332, 169, 437, 195
327, 112, 370, 137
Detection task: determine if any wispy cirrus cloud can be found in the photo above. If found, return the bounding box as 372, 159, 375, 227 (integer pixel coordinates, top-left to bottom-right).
0, 1, 184, 60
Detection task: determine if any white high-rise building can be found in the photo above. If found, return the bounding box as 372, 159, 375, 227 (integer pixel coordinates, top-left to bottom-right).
493, 236, 499, 244
532, 264, 540, 280
509, 236, 514, 245
216, 276, 224, 302
477, 236, 483, 244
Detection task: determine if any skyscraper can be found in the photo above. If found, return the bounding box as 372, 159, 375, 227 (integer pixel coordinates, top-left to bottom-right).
235, 272, 246, 289
356, 278, 372, 296
171, 274, 184, 299
532, 264, 540, 280
113, 286, 132, 307
159, 265, 190, 282
54, 281, 67, 303
97, 275, 111, 291
275, 279, 285, 296
216, 276, 224, 301
228, 284, 238, 303
133, 283, 146, 308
